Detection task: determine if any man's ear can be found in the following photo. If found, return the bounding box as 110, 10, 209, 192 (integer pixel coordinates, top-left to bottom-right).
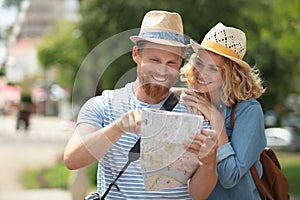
132, 46, 140, 64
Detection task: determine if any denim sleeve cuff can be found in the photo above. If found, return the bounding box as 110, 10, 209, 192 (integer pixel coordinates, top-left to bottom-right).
217, 142, 235, 163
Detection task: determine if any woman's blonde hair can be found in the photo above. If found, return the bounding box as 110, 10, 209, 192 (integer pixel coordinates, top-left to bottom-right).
180, 52, 265, 106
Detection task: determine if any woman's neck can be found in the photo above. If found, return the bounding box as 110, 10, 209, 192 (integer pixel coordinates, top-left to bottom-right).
209, 92, 222, 108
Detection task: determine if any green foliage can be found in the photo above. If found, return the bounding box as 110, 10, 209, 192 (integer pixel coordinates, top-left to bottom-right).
21, 161, 71, 189
277, 152, 300, 196
37, 20, 87, 89
86, 162, 98, 187
0, 67, 5, 76
21, 169, 40, 189
20, 152, 300, 198
2, 0, 22, 9
21, 160, 98, 190
36, 0, 300, 117
42, 162, 71, 189
238, 0, 300, 111
20, 93, 32, 103
77, 0, 300, 108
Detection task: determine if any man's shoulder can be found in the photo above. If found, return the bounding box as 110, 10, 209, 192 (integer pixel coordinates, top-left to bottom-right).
94, 83, 134, 110
101, 82, 133, 97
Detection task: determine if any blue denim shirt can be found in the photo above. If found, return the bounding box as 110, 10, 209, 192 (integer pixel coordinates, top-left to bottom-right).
208, 98, 266, 200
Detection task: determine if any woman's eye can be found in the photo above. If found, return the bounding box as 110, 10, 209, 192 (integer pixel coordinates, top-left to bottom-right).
209, 66, 219, 73
195, 61, 203, 68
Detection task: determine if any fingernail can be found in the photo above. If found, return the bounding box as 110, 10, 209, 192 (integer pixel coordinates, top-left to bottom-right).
189, 134, 196, 138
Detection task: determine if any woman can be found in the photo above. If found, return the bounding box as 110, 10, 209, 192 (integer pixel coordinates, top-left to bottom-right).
180, 22, 266, 199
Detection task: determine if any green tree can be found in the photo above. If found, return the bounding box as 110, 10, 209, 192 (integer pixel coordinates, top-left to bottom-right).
37, 20, 87, 90
2, 0, 22, 9
36, 0, 300, 118
239, 0, 300, 113
77, 0, 253, 94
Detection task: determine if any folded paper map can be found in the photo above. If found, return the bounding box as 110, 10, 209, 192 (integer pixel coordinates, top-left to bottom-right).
140, 108, 203, 191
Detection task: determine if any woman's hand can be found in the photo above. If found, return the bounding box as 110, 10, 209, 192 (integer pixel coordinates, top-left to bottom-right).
187, 129, 218, 200
179, 89, 229, 147
184, 129, 218, 165
180, 90, 212, 116
171, 88, 202, 114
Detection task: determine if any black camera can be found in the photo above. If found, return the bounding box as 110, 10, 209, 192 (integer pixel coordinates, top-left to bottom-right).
84, 192, 100, 200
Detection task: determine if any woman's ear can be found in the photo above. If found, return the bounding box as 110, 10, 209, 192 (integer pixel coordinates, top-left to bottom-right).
132, 46, 140, 64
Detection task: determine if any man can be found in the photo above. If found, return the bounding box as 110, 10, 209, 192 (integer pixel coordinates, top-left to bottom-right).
64, 10, 217, 199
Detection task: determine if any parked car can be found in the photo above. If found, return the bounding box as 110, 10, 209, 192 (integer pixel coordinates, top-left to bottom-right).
283, 112, 300, 133
265, 127, 300, 152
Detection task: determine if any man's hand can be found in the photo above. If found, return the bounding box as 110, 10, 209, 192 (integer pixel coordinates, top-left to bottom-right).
115, 110, 142, 134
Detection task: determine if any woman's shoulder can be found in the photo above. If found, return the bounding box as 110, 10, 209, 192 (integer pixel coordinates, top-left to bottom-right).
237, 98, 261, 108
235, 98, 264, 117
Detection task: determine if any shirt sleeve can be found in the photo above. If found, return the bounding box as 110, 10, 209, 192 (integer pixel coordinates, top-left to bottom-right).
76, 95, 107, 128
216, 99, 266, 188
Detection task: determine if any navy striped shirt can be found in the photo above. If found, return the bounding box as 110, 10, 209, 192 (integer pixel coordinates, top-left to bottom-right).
77, 82, 210, 199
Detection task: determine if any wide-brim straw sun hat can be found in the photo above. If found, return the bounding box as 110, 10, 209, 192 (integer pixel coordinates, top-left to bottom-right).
191, 22, 251, 70
130, 10, 187, 47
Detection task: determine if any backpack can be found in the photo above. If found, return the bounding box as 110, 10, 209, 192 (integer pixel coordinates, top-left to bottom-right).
230, 104, 289, 200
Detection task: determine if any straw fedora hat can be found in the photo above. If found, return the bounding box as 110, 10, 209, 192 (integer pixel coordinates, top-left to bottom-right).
191, 22, 250, 70
130, 10, 187, 47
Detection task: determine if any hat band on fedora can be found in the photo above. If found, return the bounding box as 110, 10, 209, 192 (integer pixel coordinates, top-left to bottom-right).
139, 31, 186, 44
201, 41, 240, 59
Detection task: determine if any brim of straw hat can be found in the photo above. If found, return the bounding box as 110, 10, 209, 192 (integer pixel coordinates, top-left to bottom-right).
190, 39, 251, 70
130, 35, 187, 47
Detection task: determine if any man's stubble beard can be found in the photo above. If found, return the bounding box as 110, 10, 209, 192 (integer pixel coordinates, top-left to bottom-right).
142, 83, 169, 99
137, 66, 178, 99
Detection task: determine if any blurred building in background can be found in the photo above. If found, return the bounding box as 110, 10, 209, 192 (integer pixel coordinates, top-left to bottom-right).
0, 0, 79, 116
7, 0, 79, 82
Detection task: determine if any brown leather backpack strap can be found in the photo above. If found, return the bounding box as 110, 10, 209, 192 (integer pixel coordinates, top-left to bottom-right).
250, 165, 267, 199
230, 103, 268, 199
